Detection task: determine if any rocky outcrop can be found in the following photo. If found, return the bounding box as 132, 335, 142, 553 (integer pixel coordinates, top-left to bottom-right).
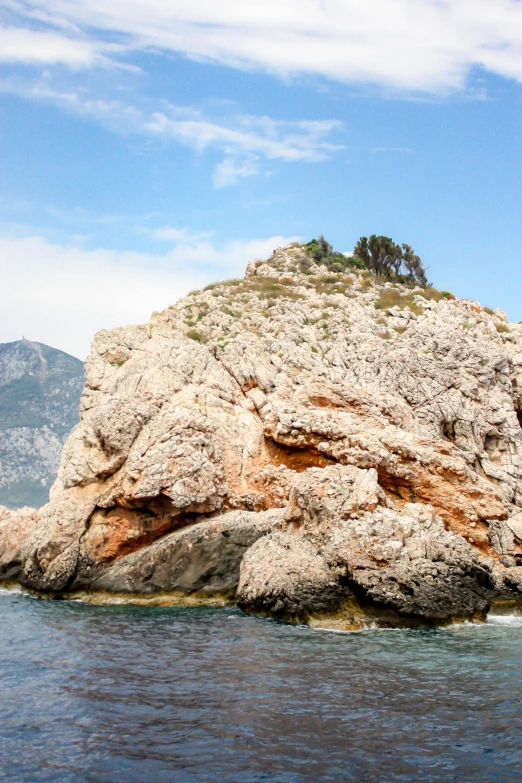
0, 340, 83, 508
73, 508, 283, 599
237, 466, 505, 625
1, 244, 522, 627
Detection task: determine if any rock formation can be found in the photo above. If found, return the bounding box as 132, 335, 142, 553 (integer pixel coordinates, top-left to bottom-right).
1, 244, 522, 627
0, 340, 83, 508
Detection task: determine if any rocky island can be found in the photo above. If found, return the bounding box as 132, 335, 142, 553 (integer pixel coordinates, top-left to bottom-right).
1, 242, 521, 629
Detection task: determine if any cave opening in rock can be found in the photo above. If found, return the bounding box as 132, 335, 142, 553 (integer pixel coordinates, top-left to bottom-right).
442, 420, 456, 442
517, 408, 522, 430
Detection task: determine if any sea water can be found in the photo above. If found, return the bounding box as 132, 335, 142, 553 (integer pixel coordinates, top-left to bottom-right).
1, 590, 521, 782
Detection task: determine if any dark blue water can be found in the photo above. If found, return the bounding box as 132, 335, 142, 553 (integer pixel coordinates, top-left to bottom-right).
1, 590, 521, 783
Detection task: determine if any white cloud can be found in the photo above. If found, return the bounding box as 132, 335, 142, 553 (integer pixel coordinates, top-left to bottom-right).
0, 25, 122, 68
0, 79, 343, 182
146, 113, 343, 162
5, 0, 522, 91
0, 232, 297, 359
213, 158, 259, 188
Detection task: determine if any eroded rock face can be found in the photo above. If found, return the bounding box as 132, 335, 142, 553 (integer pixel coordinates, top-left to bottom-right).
75, 508, 283, 598
237, 466, 503, 624
1, 244, 522, 623
0, 505, 40, 582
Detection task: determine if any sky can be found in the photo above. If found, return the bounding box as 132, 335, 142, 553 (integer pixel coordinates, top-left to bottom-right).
1, 1, 521, 360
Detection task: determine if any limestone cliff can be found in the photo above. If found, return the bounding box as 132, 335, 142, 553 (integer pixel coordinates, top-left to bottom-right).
1, 245, 522, 627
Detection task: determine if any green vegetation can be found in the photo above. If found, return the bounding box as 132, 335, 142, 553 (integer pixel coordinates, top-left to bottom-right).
186, 330, 208, 343
304, 236, 365, 272
495, 323, 511, 334
374, 285, 453, 315
309, 275, 351, 296
353, 235, 429, 286
374, 289, 423, 315
222, 306, 241, 317
241, 276, 305, 302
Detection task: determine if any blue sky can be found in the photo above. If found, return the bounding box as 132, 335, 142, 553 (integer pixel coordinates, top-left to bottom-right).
1, 1, 521, 358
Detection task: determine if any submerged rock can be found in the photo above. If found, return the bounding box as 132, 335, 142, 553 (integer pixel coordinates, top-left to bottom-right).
1, 243, 522, 625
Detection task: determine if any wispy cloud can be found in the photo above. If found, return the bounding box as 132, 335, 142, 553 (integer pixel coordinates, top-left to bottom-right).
0, 78, 344, 185
146, 112, 343, 162
213, 158, 260, 188
0, 231, 298, 358
4, 1, 522, 92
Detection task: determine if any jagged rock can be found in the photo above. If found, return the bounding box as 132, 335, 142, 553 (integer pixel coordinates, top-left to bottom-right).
1, 244, 522, 624
0, 505, 40, 582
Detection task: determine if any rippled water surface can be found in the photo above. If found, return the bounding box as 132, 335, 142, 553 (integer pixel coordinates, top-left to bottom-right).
1, 591, 522, 782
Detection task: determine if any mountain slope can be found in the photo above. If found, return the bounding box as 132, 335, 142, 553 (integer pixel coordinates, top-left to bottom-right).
0, 340, 84, 508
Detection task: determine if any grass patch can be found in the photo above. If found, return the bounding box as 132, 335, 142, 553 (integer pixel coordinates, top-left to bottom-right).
222, 307, 240, 318
483, 307, 495, 315
186, 330, 208, 343
374, 289, 424, 315
393, 326, 407, 334
204, 278, 242, 292
242, 277, 305, 302
380, 331, 393, 340
419, 287, 454, 302
495, 323, 511, 334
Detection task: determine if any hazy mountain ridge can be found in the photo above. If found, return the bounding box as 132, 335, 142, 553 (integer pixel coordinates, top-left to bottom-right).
0, 340, 84, 508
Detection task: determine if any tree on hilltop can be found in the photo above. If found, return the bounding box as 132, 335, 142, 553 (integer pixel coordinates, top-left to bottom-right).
353, 235, 428, 286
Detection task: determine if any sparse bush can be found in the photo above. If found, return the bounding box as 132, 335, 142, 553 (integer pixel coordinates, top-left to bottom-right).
222, 307, 240, 318
495, 323, 511, 334
373, 285, 450, 315
304, 236, 365, 272
374, 289, 423, 315
186, 330, 207, 343
420, 288, 453, 302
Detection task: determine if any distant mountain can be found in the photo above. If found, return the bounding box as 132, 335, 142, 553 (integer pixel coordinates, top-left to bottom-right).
0, 340, 84, 508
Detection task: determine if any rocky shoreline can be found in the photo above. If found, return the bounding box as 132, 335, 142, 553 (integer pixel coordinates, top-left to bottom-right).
1, 244, 522, 629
